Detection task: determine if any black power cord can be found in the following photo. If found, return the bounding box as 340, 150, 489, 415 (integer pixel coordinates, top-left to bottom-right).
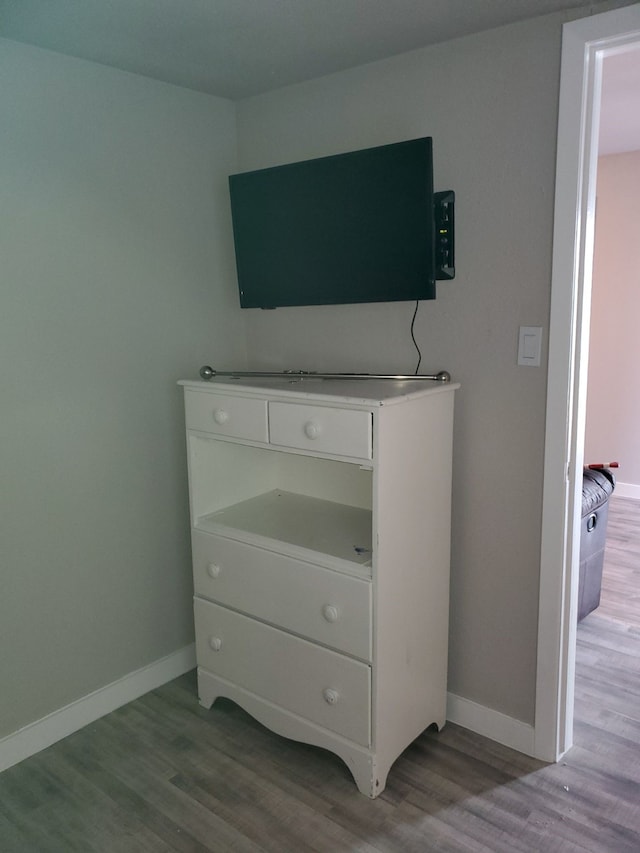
410, 300, 422, 374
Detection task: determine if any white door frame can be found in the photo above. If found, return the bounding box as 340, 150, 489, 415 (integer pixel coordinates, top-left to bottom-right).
535, 2, 640, 762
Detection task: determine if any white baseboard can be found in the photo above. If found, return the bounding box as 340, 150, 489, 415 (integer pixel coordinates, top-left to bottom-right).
0, 643, 196, 774
447, 692, 536, 757
1, 652, 536, 776
612, 481, 640, 500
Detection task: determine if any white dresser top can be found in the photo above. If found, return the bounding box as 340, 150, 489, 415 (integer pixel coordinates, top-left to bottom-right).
179, 375, 459, 407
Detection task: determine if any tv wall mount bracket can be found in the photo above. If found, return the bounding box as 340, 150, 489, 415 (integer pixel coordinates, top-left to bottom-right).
199, 365, 452, 383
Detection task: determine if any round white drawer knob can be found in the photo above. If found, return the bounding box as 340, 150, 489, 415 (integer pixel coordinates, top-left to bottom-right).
322, 604, 339, 623
213, 408, 229, 425
209, 636, 222, 652
303, 420, 322, 440
323, 688, 339, 705
207, 563, 220, 579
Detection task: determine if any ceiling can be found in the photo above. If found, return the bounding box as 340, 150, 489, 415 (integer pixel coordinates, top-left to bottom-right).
0, 0, 638, 151
0, 0, 617, 99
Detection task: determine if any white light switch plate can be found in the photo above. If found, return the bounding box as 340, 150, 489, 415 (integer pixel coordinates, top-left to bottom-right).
518, 326, 542, 367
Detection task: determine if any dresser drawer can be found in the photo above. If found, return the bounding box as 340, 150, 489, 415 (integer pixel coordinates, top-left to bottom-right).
185, 390, 268, 442
194, 598, 371, 746
192, 531, 372, 660
269, 402, 372, 460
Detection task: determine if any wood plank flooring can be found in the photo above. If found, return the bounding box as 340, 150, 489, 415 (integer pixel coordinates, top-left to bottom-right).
1, 496, 638, 852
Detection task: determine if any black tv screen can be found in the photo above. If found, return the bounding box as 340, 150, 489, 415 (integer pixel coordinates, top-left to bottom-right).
228, 138, 436, 309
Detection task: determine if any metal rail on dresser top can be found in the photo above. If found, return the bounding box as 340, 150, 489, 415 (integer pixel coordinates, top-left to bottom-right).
199, 364, 452, 383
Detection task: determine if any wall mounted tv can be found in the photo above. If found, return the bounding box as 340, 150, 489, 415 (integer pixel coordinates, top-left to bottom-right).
228, 137, 455, 309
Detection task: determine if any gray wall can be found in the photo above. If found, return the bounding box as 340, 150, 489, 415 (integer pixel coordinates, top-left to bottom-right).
235, 14, 564, 724
2, 3, 626, 748
0, 39, 246, 739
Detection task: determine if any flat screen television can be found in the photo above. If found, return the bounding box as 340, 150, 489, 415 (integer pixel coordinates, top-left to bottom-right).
228, 138, 454, 309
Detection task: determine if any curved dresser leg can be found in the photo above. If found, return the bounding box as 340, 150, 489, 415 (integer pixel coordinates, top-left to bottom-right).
346, 753, 394, 799
197, 669, 220, 710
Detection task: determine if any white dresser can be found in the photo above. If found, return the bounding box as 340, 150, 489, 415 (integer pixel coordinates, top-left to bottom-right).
179, 375, 458, 797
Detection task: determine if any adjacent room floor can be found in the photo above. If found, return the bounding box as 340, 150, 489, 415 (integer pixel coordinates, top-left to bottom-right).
1, 497, 638, 852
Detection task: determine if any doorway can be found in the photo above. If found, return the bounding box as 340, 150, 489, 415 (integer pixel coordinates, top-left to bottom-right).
535, 3, 640, 763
